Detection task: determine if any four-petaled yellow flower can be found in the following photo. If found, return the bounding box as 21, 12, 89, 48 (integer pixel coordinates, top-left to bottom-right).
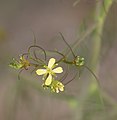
42, 79, 64, 93
36, 58, 63, 86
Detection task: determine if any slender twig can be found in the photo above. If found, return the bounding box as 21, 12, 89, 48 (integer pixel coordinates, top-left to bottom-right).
59, 32, 76, 58
60, 65, 69, 82
18, 69, 24, 80
65, 72, 78, 85
28, 45, 47, 61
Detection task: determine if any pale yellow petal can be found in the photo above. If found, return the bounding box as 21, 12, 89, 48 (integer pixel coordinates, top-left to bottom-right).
53, 67, 63, 73
56, 88, 59, 93
36, 69, 46, 75
59, 87, 64, 91
45, 74, 52, 85
48, 58, 56, 68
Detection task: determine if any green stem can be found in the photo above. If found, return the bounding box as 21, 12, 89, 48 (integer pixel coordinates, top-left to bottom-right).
88, 1, 113, 109
91, 0, 113, 68
73, 1, 114, 120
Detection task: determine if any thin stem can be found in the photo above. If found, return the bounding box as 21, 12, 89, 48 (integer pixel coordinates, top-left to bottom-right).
65, 72, 78, 85
31, 30, 37, 46
60, 65, 69, 82
59, 32, 76, 58
84, 65, 106, 114
84, 65, 100, 87
18, 69, 24, 80
28, 45, 47, 61
49, 50, 67, 63
33, 50, 45, 63
30, 57, 44, 65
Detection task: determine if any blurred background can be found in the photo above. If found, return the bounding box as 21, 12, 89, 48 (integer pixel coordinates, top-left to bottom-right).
0, 0, 117, 120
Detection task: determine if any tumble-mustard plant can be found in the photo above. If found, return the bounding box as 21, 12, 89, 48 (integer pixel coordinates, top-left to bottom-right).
9, 33, 98, 93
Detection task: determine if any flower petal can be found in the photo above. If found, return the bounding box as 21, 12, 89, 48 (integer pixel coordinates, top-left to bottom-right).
59, 87, 64, 91
53, 67, 63, 73
36, 69, 46, 75
56, 88, 59, 93
45, 74, 52, 85
48, 58, 56, 68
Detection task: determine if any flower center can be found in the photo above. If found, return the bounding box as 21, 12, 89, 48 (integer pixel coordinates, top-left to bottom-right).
47, 67, 53, 74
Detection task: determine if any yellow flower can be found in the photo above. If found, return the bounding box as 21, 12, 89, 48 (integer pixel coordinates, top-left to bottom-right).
9, 56, 30, 70
50, 80, 64, 93
19, 56, 30, 70
42, 79, 64, 93
36, 58, 63, 85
